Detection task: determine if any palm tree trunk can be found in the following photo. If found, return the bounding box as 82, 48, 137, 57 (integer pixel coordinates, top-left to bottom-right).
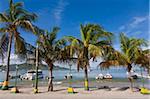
84, 66, 89, 91
83, 46, 89, 91
2, 33, 13, 90
48, 63, 53, 91
127, 63, 133, 91
34, 44, 39, 93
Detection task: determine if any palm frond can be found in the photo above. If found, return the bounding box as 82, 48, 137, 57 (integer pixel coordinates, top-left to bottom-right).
0, 27, 9, 33
14, 35, 26, 55
0, 13, 9, 22
15, 20, 35, 33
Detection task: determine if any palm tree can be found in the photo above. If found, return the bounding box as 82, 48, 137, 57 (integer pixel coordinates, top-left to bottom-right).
135, 49, 150, 75
99, 33, 147, 91
0, 0, 37, 90
37, 27, 68, 91
65, 23, 113, 90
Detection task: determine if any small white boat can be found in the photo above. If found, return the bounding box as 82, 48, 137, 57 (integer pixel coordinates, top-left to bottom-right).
134, 73, 150, 79
2, 70, 5, 72
95, 73, 104, 80
20, 70, 44, 80
53, 81, 62, 85
64, 73, 73, 79
104, 73, 113, 79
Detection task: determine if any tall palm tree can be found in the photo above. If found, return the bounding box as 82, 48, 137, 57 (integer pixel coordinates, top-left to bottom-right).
0, 0, 37, 90
65, 23, 113, 90
37, 27, 68, 91
99, 33, 147, 91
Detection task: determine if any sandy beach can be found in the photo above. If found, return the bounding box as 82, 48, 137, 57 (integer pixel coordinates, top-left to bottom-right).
0, 86, 149, 99
0, 84, 149, 99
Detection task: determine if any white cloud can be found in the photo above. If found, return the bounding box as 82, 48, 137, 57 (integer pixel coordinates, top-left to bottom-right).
52, 0, 69, 25
129, 16, 147, 28
118, 16, 149, 35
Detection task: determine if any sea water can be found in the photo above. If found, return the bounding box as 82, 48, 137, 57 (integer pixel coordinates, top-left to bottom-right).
0, 67, 149, 81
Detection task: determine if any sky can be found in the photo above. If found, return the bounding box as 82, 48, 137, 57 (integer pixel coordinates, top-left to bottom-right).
0, 0, 149, 50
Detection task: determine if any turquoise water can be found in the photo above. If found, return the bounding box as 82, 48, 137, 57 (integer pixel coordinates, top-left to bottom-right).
0, 67, 149, 87
0, 67, 149, 80
0, 67, 128, 80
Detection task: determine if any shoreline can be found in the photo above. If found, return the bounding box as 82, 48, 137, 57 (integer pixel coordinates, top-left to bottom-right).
0, 85, 149, 99
7, 77, 150, 89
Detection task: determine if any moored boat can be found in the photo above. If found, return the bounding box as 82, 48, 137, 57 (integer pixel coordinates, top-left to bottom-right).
104, 73, 113, 79
95, 73, 104, 80
20, 70, 44, 80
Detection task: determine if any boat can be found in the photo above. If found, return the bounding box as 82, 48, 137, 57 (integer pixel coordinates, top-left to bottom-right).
2, 70, 5, 72
104, 73, 113, 79
53, 81, 62, 85
20, 70, 44, 80
95, 73, 104, 80
9, 74, 21, 79
134, 73, 150, 79
64, 73, 73, 79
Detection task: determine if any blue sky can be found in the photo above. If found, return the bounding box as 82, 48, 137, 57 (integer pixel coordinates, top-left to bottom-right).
0, 0, 149, 50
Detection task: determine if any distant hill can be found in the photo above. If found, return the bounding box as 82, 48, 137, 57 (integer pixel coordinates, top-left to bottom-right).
0, 63, 69, 71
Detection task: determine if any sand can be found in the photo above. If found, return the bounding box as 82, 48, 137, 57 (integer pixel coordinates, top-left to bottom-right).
0, 85, 149, 99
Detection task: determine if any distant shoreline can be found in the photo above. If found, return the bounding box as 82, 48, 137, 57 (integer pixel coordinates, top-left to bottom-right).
0, 63, 69, 71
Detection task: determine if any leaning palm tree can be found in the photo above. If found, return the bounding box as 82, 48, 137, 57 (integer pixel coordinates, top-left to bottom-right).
37, 27, 68, 91
65, 23, 113, 90
99, 33, 147, 91
0, 0, 37, 90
